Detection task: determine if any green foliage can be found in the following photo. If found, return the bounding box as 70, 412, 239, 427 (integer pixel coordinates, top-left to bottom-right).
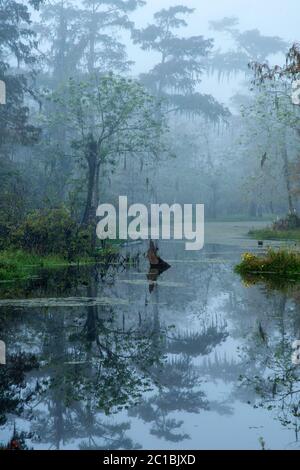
54, 74, 165, 156
0, 158, 28, 248
12, 208, 92, 258
235, 249, 300, 277
0, 0, 41, 148
0, 251, 32, 281
0, 249, 71, 281
49, 74, 167, 227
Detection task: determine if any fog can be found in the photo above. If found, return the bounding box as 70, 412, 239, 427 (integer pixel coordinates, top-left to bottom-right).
1, 0, 300, 231
129, 0, 300, 102
1, 0, 300, 452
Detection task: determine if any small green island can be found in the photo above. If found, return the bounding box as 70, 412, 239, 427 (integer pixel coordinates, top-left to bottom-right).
236, 248, 300, 276
236, 213, 300, 286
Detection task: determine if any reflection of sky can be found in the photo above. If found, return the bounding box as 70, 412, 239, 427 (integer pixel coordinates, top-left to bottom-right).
111, 236, 299, 449
0, 222, 299, 449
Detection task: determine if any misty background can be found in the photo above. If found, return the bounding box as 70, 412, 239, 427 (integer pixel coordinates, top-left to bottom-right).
1, 1, 300, 451
1, 0, 300, 250
128, 0, 300, 103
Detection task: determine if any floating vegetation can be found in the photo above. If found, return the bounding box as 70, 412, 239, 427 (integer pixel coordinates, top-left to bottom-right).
0, 296, 129, 308
167, 258, 230, 264
235, 249, 300, 277
0, 247, 143, 283
235, 249, 300, 290
117, 279, 186, 287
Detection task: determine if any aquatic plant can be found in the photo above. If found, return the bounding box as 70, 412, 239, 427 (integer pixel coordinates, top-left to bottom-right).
235, 248, 300, 277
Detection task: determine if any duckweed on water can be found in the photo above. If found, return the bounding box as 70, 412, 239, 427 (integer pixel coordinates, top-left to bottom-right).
0, 296, 129, 308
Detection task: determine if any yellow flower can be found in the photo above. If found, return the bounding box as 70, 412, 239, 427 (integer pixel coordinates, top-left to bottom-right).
242, 252, 256, 262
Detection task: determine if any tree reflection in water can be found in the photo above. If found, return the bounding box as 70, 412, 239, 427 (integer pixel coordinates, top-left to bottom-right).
4, 245, 300, 448
0, 261, 168, 449
236, 277, 300, 443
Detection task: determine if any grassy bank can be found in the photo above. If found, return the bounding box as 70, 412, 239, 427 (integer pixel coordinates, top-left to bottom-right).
235, 249, 300, 278
0, 247, 119, 282
249, 227, 300, 241
0, 250, 75, 281
206, 215, 273, 223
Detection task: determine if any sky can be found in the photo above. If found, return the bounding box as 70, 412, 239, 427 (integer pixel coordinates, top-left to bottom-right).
125, 0, 300, 103
33, 0, 300, 105
130, 0, 299, 42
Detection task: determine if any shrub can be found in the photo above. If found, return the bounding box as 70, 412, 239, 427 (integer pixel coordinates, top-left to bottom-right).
235, 249, 300, 276
12, 208, 92, 259
0, 220, 12, 251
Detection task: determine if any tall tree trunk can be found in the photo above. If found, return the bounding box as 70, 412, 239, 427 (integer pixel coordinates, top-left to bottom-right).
249, 201, 257, 218
210, 180, 218, 219
281, 141, 294, 212
88, 5, 96, 75
81, 137, 98, 227
91, 162, 101, 250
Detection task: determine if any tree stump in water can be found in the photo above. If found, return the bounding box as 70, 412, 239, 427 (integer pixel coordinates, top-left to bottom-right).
147, 240, 170, 271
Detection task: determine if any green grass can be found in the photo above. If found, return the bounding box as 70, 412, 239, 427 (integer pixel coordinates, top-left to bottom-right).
249, 227, 300, 241
235, 249, 300, 278
0, 246, 119, 281
0, 250, 69, 281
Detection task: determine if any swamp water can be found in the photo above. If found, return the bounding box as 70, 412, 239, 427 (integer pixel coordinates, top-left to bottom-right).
1, 222, 300, 450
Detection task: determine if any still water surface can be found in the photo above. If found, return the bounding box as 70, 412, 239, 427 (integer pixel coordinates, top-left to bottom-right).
1, 222, 300, 450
